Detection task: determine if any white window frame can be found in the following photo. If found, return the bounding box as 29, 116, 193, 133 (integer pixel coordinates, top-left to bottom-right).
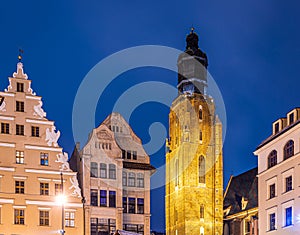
266, 176, 277, 200
267, 206, 277, 232
282, 199, 294, 228
282, 168, 294, 193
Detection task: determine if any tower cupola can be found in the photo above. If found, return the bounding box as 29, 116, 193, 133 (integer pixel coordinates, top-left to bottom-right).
177, 28, 208, 95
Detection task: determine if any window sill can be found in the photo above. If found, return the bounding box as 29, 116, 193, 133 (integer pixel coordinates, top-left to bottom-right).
282, 224, 293, 229
282, 189, 294, 195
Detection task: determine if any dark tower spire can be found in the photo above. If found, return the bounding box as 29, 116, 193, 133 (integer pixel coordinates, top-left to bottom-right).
177, 28, 208, 95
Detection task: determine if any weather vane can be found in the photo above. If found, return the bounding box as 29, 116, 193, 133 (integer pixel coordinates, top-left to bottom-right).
18, 49, 24, 62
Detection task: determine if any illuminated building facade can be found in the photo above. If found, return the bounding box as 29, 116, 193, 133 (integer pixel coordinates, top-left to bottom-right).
254, 108, 300, 234
165, 30, 223, 235
70, 112, 155, 235
0, 61, 84, 234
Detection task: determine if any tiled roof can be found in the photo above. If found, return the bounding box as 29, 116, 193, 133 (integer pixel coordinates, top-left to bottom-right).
223, 167, 258, 216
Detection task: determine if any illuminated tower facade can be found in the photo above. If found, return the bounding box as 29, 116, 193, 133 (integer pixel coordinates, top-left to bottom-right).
165, 30, 223, 235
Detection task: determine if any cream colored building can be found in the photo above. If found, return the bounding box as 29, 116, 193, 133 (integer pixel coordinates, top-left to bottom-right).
69, 112, 155, 235
254, 108, 300, 234
0, 61, 84, 234
165, 30, 223, 235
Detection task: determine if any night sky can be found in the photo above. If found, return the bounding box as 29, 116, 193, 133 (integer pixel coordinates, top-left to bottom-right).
1, 0, 300, 232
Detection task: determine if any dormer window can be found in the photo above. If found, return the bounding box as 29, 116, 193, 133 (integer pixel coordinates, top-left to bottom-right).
274, 123, 279, 134
17, 82, 24, 92
289, 113, 294, 125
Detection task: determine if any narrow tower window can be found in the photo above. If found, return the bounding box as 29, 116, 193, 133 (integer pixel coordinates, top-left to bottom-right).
199, 105, 203, 120
175, 159, 179, 187
200, 204, 204, 219
199, 156, 205, 184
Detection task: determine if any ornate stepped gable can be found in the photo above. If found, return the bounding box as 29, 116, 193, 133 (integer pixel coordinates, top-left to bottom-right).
0, 61, 83, 234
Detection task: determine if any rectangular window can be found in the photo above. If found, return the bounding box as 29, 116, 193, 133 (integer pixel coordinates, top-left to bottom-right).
123, 197, 127, 213
133, 151, 137, 160
55, 184, 62, 195
1, 123, 9, 134
122, 172, 127, 186
14, 209, 25, 225
15, 181, 25, 194
289, 113, 294, 124
122, 150, 126, 159
137, 173, 144, 188
40, 153, 49, 166
39, 210, 49, 226
127, 151, 131, 159
109, 191, 116, 208
286, 176, 292, 192
100, 190, 107, 207
31, 126, 39, 137
16, 101, 24, 112
65, 211, 75, 227
90, 162, 98, 177
269, 213, 276, 231
16, 150, 24, 164
91, 190, 98, 206
100, 163, 107, 178
245, 220, 250, 234
137, 198, 144, 214
128, 173, 136, 187
17, 82, 24, 92
269, 184, 275, 199
128, 197, 136, 214
274, 123, 279, 133
40, 182, 49, 195
199, 130, 203, 141
16, 124, 24, 135
285, 207, 292, 226
109, 164, 116, 179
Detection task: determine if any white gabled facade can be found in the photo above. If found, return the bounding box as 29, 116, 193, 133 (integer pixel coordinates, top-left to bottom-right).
0, 61, 84, 234
70, 112, 155, 235
254, 108, 300, 234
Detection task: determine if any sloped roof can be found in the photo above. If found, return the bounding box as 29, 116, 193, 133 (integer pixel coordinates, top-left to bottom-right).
223, 167, 258, 216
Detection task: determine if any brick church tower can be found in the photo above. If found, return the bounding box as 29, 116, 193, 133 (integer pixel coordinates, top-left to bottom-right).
165, 29, 223, 235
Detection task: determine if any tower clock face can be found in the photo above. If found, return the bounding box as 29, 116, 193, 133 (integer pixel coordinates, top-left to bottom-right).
183, 83, 194, 94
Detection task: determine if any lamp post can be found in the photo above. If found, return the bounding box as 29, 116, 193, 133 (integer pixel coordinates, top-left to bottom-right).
60, 172, 65, 235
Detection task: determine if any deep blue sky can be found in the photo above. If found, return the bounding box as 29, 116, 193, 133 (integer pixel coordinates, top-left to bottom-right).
1, 0, 300, 232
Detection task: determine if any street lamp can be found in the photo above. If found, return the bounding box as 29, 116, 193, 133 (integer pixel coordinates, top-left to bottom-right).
56, 172, 66, 234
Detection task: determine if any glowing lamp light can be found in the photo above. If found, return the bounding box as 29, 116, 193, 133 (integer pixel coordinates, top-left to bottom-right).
56, 194, 67, 205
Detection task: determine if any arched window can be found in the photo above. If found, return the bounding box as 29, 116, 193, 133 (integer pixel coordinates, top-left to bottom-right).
268, 150, 277, 168
199, 105, 203, 120
128, 173, 136, 187
122, 172, 127, 186
109, 164, 116, 179
284, 140, 294, 160
100, 163, 107, 178
175, 159, 179, 187
199, 156, 205, 184
137, 173, 144, 188
200, 204, 204, 219
90, 162, 98, 177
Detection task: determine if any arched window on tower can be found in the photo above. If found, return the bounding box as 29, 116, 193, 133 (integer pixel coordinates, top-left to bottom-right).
175, 159, 179, 187
268, 150, 277, 168
199, 105, 203, 120
200, 204, 204, 219
284, 140, 294, 160
199, 156, 205, 184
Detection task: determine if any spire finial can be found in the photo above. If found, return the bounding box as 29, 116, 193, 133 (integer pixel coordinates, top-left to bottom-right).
18, 49, 24, 62
191, 27, 195, 34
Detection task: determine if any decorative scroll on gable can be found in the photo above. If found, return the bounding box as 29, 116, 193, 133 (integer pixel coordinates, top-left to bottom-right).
55, 152, 70, 171
69, 175, 81, 198
45, 126, 60, 146
97, 130, 112, 140
33, 101, 46, 118
13, 62, 28, 79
